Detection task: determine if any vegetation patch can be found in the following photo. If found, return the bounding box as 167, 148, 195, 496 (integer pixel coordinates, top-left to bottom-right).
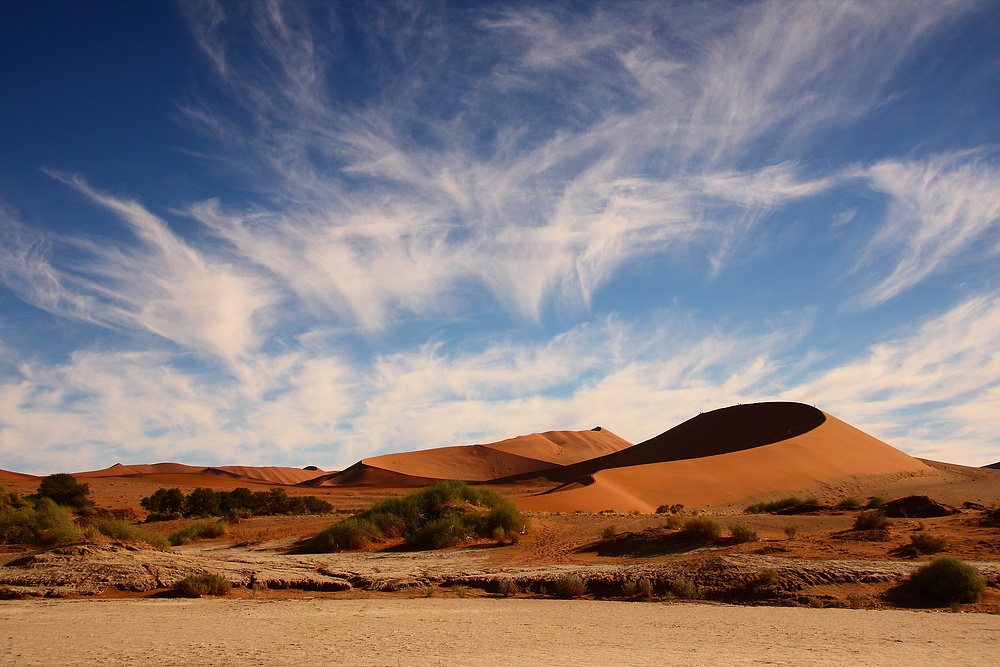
168, 519, 229, 546
728, 524, 758, 543
681, 517, 722, 544
908, 532, 947, 555
853, 509, 890, 531
668, 576, 698, 599
88, 517, 169, 549
0, 498, 81, 546
171, 573, 232, 598
745, 497, 820, 515
142, 486, 333, 521
910, 556, 986, 605
297, 480, 528, 553
553, 573, 587, 598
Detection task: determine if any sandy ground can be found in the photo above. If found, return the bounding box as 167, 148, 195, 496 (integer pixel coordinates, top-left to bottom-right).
2, 598, 998, 667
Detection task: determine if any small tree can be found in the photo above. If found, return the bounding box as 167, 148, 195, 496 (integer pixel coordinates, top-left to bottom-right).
184, 488, 221, 517
141, 487, 185, 516
36, 473, 92, 511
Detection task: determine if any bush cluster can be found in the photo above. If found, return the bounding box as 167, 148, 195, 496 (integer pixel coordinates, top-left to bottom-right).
728, 524, 759, 543
908, 532, 947, 555
853, 509, 890, 531
0, 497, 81, 546
86, 517, 169, 549
553, 573, 587, 598
655, 504, 684, 514
172, 573, 232, 598
681, 517, 722, 544
669, 577, 698, 599
910, 556, 985, 605
299, 480, 528, 553
168, 519, 229, 546
141, 486, 333, 521
745, 497, 820, 514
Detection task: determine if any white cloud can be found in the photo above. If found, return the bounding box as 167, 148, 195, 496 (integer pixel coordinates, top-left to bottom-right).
785, 293, 1000, 465
857, 154, 1000, 304
2, 176, 280, 368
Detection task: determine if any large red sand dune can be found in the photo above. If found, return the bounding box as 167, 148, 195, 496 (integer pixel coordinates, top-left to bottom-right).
308, 428, 633, 487
515, 402, 931, 512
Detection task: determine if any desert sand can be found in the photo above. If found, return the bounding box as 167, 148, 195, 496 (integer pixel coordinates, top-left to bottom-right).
2, 598, 999, 667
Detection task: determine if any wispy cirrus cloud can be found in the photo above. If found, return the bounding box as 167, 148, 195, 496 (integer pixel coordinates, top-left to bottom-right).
171, 0, 965, 327
1, 176, 278, 368
855, 154, 1000, 304
785, 292, 1000, 465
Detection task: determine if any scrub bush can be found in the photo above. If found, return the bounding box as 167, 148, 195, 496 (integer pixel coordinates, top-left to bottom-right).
911, 556, 986, 605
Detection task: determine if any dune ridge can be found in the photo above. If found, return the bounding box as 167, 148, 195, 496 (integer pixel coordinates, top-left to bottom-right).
515, 403, 931, 512
309, 428, 634, 487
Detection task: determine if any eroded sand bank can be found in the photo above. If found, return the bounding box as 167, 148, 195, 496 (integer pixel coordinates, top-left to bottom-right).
2, 599, 997, 667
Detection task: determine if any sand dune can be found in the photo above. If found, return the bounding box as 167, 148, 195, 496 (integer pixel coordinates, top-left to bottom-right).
206, 466, 327, 486
75, 463, 207, 478
310, 428, 633, 486
71, 463, 327, 487
516, 403, 931, 512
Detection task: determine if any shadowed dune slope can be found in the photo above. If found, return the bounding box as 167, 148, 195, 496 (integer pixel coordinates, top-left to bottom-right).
308, 428, 633, 486
516, 404, 931, 513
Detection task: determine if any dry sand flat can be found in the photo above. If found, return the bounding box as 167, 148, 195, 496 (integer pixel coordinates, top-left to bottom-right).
2, 598, 998, 667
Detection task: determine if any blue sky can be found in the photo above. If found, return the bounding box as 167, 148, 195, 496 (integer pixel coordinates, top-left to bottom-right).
1, 1, 998, 474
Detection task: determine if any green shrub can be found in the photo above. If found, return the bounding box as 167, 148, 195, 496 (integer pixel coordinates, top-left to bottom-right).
729, 524, 758, 543
172, 573, 232, 598
656, 504, 684, 514
553, 573, 587, 598
621, 579, 638, 597
0, 498, 81, 545
911, 556, 986, 605
636, 577, 654, 598
669, 577, 698, 599
299, 480, 527, 553
853, 509, 890, 531
0, 485, 26, 510
838, 497, 862, 509
497, 579, 519, 597
681, 517, 722, 544
601, 525, 617, 541
754, 567, 780, 588
783, 525, 798, 539
300, 518, 381, 552
909, 532, 947, 555
867, 496, 884, 509
91, 517, 169, 549
168, 519, 228, 546
745, 497, 819, 514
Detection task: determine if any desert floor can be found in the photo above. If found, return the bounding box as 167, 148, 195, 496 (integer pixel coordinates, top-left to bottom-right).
2, 598, 998, 667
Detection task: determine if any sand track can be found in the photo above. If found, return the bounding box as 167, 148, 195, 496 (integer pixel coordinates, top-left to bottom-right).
2, 598, 998, 667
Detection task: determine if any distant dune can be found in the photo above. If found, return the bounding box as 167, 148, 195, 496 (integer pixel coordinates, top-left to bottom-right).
2, 402, 955, 514
306, 428, 633, 486
72, 462, 328, 487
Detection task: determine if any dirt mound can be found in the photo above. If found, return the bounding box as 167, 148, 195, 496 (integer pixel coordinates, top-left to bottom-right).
881, 495, 956, 518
